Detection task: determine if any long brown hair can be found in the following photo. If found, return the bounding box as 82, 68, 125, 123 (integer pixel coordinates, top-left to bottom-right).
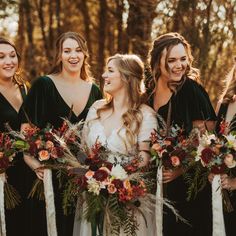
148, 32, 200, 95
96, 54, 145, 149
49, 32, 92, 81
0, 37, 25, 85
220, 58, 236, 104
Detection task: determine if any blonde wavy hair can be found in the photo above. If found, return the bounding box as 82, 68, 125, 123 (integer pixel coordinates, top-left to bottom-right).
221, 59, 236, 104
96, 54, 146, 150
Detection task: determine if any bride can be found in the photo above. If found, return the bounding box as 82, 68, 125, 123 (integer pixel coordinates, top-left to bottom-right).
73, 54, 157, 235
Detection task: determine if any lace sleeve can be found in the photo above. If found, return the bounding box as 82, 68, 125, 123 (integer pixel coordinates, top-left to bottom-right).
138, 105, 157, 142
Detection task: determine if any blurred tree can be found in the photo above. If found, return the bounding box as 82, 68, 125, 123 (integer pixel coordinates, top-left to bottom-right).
1, 0, 235, 105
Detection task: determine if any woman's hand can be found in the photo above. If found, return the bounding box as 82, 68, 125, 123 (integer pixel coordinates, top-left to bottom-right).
34, 167, 44, 180
163, 168, 183, 183
208, 173, 215, 183
221, 174, 236, 191
24, 154, 44, 180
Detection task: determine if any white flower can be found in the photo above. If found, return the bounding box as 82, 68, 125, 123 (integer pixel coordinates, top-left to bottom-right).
87, 178, 101, 195
224, 134, 236, 150
200, 133, 217, 146
110, 164, 128, 180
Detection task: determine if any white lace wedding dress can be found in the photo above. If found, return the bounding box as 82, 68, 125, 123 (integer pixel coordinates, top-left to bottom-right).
73, 103, 157, 236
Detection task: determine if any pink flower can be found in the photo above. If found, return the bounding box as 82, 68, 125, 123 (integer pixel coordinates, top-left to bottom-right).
35, 139, 42, 149
152, 143, 162, 152
38, 150, 50, 161
107, 184, 117, 194
171, 156, 180, 167
85, 170, 95, 179
0, 152, 4, 159
46, 140, 54, 150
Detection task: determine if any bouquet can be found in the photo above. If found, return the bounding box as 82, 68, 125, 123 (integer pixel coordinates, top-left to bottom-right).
150, 125, 198, 170
70, 140, 156, 236
196, 130, 236, 212
0, 131, 26, 209
0, 131, 27, 236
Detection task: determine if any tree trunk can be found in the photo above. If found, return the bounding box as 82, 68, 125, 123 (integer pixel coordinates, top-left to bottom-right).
97, 0, 107, 89
126, 0, 157, 62
22, 0, 37, 79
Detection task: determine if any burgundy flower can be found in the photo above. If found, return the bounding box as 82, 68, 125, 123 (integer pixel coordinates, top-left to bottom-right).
103, 161, 113, 171
76, 176, 88, 189
0, 157, 10, 169
201, 148, 215, 164
112, 179, 123, 189
211, 164, 226, 174
93, 169, 108, 181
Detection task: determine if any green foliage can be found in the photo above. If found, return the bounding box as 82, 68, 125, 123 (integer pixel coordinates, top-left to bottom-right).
184, 162, 208, 201
62, 176, 78, 216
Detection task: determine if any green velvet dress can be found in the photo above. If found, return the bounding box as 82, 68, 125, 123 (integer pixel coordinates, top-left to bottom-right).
20, 76, 102, 236
148, 78, 216, 236
0, 84, 28, 236
216, 103, 236, 236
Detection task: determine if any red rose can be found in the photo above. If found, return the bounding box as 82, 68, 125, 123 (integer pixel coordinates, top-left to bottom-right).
201, 148, 215, 164
112, 179, 123, 189
93, 169, 108, 182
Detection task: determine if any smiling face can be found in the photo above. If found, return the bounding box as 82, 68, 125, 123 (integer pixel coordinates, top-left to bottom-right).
0, 43, 18, 80
61, 38, 85, 75
102, 59, 126, 96
159, 43, 188, 82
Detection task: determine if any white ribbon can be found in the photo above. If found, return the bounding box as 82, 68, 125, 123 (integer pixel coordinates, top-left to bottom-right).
156, 166, 163, 236
0, 173, 6, 236
43, 169, 58, 236
212, 175, 226, 236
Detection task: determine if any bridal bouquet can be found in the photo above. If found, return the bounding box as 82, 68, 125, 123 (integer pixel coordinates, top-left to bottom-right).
72, 140, 155, 236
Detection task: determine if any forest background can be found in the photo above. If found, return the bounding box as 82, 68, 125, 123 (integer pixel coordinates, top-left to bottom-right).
0, 0, 236, 106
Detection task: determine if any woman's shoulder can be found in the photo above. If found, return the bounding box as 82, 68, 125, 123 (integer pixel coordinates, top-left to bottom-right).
91, 99, 107, 109
139, 104, 156, 116
31, 75, 53, 87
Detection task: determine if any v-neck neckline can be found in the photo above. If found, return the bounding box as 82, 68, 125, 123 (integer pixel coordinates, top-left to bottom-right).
97, 119, 122, 140
0, 85, 23, 114
46, 76, 93, 118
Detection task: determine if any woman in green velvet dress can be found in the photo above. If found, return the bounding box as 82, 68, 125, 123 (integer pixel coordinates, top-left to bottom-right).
146, 32, 216, 236
21, 32, 102, 236
0, 37, 28, 236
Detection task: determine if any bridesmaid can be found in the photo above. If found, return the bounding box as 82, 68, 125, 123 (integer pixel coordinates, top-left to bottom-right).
214, 58, 236, 236
0, 37, 28, 235
146, 32, 216, 236
21, 32, 102, 236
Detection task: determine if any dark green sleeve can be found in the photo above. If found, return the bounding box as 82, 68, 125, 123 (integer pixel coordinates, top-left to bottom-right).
20, 77, 50, 128
187, 80, 217, 121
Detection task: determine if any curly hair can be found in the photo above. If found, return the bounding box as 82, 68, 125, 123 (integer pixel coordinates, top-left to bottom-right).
0, 37, 25, 85
49, 31, 92, 82
221, 58, 236, 104
96, 54, 146, 149
147, 32, 200, 96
